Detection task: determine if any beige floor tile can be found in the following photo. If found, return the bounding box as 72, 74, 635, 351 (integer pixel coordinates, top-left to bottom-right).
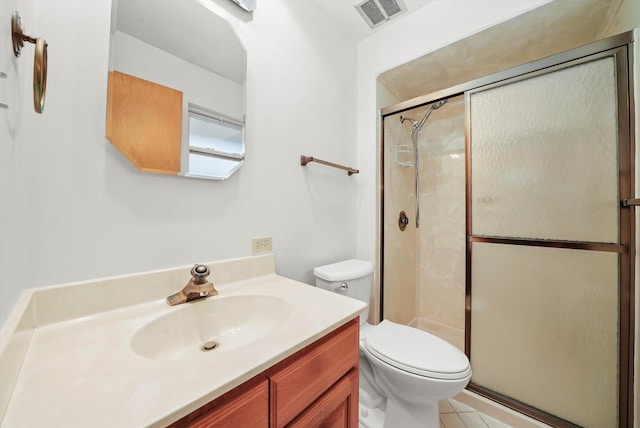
439, 399, 455, 414
459, 412, 489, 428
449, 398, 476, 413
440, 413, 468, 428
478, 413, 514, 428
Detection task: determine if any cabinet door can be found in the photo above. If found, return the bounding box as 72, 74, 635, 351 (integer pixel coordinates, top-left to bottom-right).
168, 378, 268, 428
106, 71, 183, 174
269, 319, 359, 427
287, 368, 359, 428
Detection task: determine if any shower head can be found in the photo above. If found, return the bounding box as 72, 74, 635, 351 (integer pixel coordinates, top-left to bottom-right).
415, 99, 447, 132
400, 99, 448, 134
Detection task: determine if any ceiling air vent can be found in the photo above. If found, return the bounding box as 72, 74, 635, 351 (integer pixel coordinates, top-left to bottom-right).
355, 0, 407, 29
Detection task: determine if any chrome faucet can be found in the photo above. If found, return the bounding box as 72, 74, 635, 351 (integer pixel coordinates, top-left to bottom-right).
166, 264, 218, 306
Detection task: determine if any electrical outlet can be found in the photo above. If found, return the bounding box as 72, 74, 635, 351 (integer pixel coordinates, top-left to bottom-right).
252, 237, 272, 253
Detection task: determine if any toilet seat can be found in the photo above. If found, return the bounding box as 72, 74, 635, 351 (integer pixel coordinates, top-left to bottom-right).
363, 320, 471, 381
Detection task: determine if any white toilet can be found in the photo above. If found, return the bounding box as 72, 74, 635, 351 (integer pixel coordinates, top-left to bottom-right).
314, 259, 471, 428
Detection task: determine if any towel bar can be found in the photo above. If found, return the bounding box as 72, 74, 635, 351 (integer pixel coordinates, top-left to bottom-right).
300, 155, 359, 176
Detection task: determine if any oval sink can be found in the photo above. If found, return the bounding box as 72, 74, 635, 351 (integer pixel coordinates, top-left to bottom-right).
131, 294, 291, 360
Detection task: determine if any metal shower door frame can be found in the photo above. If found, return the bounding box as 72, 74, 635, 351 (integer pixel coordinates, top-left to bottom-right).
464, 44, 633, 428
379, 30, 636, 427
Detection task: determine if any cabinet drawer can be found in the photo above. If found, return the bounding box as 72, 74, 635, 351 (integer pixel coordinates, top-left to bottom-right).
269, 319, 359, 428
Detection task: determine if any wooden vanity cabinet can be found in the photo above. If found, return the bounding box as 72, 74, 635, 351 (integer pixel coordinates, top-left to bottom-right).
168, 378, 269, 427
269, 318, 359, 427
168, 318, 359, 428
285, 368, 359, 428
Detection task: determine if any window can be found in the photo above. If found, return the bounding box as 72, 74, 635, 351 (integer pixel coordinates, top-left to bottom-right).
187, 105, 245, 180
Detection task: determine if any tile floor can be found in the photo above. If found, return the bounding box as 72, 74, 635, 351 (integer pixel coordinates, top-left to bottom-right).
440, 398, 512, 428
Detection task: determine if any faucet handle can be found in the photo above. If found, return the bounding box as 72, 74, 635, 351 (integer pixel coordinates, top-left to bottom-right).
191, 264, 210, 284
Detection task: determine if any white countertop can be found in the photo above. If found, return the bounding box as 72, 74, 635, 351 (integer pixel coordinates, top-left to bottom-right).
0, 265, 365, 427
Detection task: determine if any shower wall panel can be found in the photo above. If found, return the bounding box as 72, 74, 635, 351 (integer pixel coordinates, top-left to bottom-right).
417, 100, 466, 347
383, 113, 417, 325
383, 100, 466, 337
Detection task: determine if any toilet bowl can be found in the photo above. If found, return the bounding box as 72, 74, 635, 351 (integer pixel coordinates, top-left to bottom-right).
314, 260, 471, 428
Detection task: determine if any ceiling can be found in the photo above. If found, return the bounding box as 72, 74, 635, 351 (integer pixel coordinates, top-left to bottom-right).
310, 0, 620, 103
311, 0, 435, 42
112, 0, 620, 100
377, 0, 619, 102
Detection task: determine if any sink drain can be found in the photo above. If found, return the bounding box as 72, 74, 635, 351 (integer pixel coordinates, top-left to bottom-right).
202, 340, 219, 351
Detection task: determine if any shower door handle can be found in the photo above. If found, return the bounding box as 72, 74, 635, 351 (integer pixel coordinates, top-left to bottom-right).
622, 198, 640, 207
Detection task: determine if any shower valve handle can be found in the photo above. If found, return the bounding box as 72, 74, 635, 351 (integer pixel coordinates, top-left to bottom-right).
398, 211, 409, 231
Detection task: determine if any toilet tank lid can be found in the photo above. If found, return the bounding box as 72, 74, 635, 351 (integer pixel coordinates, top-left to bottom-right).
314, 259, 374, 281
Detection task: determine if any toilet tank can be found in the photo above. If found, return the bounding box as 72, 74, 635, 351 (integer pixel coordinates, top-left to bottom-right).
314, 259, 374, 324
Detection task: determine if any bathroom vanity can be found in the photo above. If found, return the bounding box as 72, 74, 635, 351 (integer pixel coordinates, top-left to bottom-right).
0, 255, 365, 427
170, 318, 359, 427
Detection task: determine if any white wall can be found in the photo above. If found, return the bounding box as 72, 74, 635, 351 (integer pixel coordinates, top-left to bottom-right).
355, 0, 549, 264
0, 0, 553, 325
0, 0, 358, 324
599, 0, 640, 38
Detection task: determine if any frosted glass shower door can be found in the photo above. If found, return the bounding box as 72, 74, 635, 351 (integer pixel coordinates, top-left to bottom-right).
471, 244, 618, 427
470, 57, 619, 243
468, 51, 631, 428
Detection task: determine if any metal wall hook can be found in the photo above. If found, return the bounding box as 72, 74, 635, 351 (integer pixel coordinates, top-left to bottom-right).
11, 12, 35, 57
11, 11, 48, 114
32, 38, 47, 113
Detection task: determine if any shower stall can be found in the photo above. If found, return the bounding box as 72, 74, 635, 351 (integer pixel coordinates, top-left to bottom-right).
383, 96, 467, 350
380, 31, 636, 427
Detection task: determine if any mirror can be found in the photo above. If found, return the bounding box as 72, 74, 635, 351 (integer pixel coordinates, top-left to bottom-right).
106, 0, 247, 180
230, 0, 257, 12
